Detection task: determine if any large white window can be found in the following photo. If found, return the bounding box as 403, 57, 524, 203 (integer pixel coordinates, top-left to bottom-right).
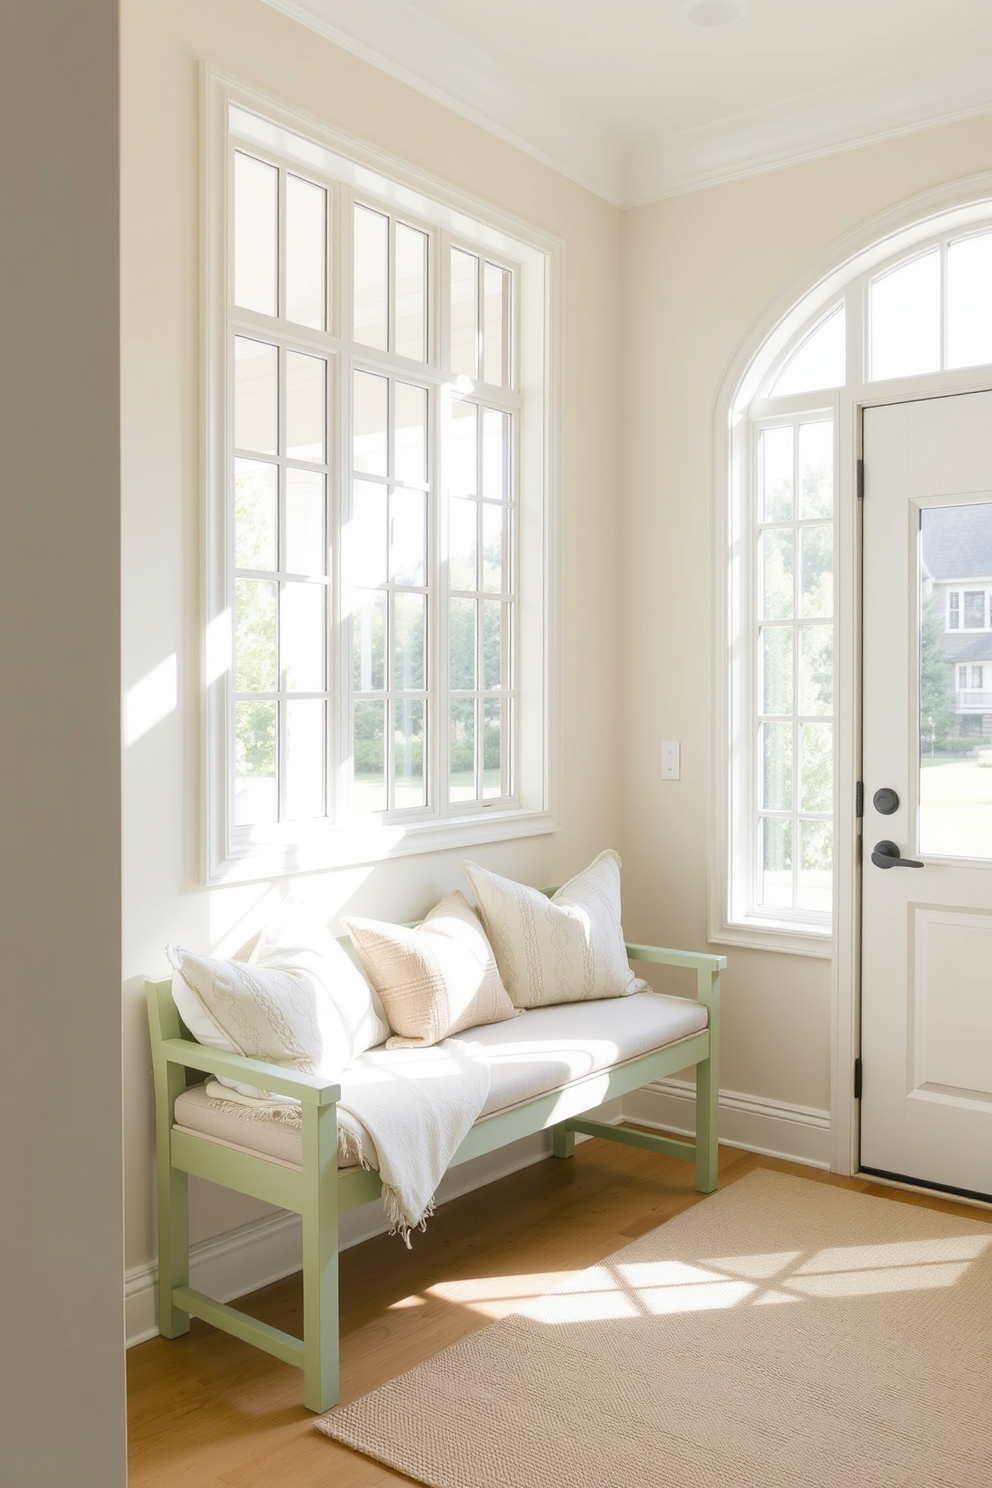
204, 76, 559, 881
717, 208, 992, 954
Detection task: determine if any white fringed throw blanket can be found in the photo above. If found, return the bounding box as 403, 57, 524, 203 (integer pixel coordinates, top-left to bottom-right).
206, 1040, 490, 1243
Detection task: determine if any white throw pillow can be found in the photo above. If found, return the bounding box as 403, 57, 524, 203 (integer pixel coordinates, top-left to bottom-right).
167, 915, 390, 1098
341, 891, 518, 1048
462, 850, 645, 1009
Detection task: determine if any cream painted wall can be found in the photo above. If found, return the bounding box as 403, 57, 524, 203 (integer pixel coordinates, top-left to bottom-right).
121, 0, 622, 1273
620, 113, 992, 1113
2, 3, 126, 1481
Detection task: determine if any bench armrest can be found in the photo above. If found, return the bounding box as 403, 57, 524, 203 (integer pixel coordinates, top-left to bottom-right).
158, 1037, 341, 1108
624, 942, 726, 1015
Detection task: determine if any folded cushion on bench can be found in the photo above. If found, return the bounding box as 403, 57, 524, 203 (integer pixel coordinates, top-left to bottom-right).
172, 991, 706, 1171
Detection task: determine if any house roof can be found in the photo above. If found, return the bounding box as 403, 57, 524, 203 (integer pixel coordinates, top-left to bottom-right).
943, 634, 992, 663
921, 504, 992, 583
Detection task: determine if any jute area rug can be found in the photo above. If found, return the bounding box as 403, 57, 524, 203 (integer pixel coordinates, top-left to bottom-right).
317, 1170, 992, 1488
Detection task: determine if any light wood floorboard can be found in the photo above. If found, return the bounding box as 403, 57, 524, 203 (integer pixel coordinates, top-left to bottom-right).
126, 1138, 992, 1487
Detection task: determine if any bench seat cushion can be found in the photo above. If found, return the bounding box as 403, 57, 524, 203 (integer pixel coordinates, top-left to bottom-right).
172, 990, 707, 1171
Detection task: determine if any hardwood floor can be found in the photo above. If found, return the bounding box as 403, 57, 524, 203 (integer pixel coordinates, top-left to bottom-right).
126, 1139, 992, 1486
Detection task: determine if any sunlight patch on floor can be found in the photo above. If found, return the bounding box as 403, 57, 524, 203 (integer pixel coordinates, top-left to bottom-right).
408, 1228, 992, 1324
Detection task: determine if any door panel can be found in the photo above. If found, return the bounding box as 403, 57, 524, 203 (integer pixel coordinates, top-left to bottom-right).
861, 392, 992, 1197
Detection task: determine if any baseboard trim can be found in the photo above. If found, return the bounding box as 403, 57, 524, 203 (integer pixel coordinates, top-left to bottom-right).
622, 1079, 831, 1170
125, 1125, 590, 1347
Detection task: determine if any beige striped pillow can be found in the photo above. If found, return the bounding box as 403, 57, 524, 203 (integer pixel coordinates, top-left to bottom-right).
341, 891, 517, 1049
462, 850, 645, 1008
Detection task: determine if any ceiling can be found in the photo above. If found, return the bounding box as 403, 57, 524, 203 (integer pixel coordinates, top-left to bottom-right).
263, 0, 992, 206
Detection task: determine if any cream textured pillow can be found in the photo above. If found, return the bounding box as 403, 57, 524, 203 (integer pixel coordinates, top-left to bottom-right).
462, 850, 645, 1009
341, 891, 517, 1049
167, 915, 390, 1098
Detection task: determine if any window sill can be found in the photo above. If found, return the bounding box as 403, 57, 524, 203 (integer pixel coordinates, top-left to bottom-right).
206, 807, 560, 885
709, 918, 834, 959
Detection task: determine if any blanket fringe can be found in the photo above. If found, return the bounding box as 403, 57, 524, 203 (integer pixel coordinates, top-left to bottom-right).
383, 1185, 436, 1248
208, 1096, 303, 1127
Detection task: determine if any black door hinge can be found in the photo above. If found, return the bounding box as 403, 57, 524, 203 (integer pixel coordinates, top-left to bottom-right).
857, 458, 865, 500
854, 1058, 863, 1100
856, 781, 864, 818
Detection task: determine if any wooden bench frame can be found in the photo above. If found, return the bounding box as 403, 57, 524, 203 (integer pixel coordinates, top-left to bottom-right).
146, 940, 725, 1412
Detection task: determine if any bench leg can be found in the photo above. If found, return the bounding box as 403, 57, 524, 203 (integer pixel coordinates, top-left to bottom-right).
694, 1055, 719, 1193
156, 1066, 191, 1338
552, 1123, 575, 1159
302, 1101, 340, 1412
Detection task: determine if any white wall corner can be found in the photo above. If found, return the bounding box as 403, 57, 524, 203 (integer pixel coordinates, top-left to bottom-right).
623, 1079, 831, 1169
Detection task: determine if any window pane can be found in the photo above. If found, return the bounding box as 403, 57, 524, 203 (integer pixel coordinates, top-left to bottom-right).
483, 696, 504, 799
761, 721, 793, 811
947, 232, 992, 370
352, 591, 385, 692
448, 400, 477, 495
395, 382, 427, 486
482, 407, 509, 499
235, 337, 278, 455
800, 525, 833, 618
282, 581, 324, 692
760, 425, 793, 522
234, 459, 277, 571
761, 818, 793, 909
799, 625, 833, 716
483, 599, 503, 689
286, 175, 326, 330
482, 502, 506, 594
393, 592, 425, 691
351, 481, 387, 588
286, 351, 326, 461
761, 529, 794, 621
483, 262, 511, 387
761, 627, 793, 716
799, 819, 832, 912
450, 597, 476, 690
352, 700, 386, 813
234, 153, 277, 317
235, 577, 277, 691
800, 722, 832, 813
395, 699, 426, 808
285, 699, 325, 820
285, 470, 325, 576
448, 497, 477, 592
964, 591, 986, 628
920, 503, 992, 860
353, 371, 387, 476
870, 249, 941, 380
449, 698, 476, 801
450, 247, 479, 378
395, 223, 427, 362
798, 421, 833, 519
234, 700, 277, 826
354, 204, 388, 350
390, 488, 426, 587
770, 306, 845, 397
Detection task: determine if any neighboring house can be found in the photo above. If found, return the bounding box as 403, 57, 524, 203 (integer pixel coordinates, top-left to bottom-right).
922, 505, 992, 741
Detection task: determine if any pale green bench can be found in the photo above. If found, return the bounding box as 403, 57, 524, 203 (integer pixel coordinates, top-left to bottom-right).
146, 938, 725, 1413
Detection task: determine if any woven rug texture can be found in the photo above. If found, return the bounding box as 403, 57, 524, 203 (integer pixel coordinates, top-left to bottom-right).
317, 1169, 992, 1487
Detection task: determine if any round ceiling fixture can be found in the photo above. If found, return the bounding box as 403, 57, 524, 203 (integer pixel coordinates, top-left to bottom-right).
680, 0, 749, 26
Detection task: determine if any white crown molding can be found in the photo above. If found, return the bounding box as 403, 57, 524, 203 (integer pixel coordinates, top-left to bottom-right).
262, 0, 992, 209
258, 0, 626, 205
624, 51, 992, 205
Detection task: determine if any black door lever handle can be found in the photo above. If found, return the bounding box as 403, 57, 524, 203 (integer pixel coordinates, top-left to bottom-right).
871, 839, 924, 869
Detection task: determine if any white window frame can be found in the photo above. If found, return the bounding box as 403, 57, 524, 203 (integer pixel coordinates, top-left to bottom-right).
712, 181, 992, 962
946, 587, 991, 630
202, 70, 561, 883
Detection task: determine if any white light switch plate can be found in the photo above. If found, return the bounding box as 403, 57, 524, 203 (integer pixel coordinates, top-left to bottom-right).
661, 741, 680, 780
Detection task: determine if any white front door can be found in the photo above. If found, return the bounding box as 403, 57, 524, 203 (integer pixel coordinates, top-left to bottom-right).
861, 392, 992, 1198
